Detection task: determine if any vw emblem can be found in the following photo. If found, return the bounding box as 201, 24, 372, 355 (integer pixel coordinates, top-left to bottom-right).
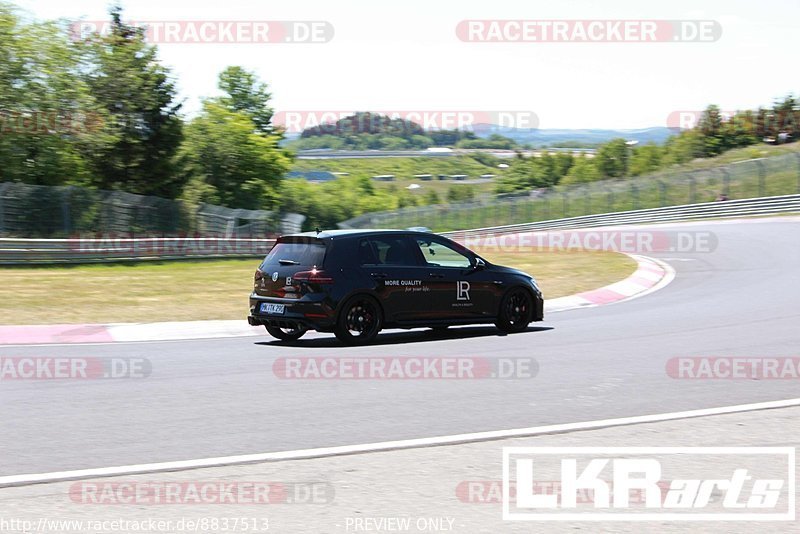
272, 272, 279, 282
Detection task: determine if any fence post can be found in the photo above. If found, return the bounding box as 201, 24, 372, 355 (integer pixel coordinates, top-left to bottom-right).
584, 188, 590, 215
689, 174, 697, 204
61, 186, 72, 236
718, 168, 730, 197
795, 153, 800, 194
509, 199, 517, 225
0, 183, 6, 236
657, 180, 667, 207
604, 186, 613, 212
630, 184, 639, 210
756, 159, 766, 197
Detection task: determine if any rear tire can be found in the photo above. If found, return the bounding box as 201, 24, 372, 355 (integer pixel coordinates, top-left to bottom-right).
495, 288, 533, 333
266, 325, 306, 342
334, 295, 382, 345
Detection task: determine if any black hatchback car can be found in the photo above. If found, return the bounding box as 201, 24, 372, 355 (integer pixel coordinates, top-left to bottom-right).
248, 229, 544, 344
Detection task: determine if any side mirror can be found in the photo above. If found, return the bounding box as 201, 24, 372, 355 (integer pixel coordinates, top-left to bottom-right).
472, 257, 486, 270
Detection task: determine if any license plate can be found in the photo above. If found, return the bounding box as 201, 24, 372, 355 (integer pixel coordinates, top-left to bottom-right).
261, 303, 285, 315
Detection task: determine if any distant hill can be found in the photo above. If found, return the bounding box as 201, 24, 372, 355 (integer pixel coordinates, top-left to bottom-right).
281, 112, 675, 149
473, 126, 674, 146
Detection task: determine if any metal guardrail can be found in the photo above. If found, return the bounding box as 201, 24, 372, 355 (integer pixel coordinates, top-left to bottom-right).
441, 194, 800, 238
1, 194, 798, 265
0, 237, 276, 265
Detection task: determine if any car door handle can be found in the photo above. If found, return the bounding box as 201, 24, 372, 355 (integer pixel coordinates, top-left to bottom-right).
429, 273, 445, 279
371, 272, 388, 278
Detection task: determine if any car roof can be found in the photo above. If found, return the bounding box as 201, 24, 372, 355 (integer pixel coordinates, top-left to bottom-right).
279, 229, 438, 241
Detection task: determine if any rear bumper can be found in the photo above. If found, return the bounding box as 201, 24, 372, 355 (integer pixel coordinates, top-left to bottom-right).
248, 294, 336, 331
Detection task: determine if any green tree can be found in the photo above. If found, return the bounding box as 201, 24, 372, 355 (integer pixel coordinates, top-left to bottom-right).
179, 101, 291, 209
0, 4, 96, 185
628, 144, 663, 176
561, 156, 600, 185
662, 130, 706, 166
594, 138, 629, 178
217, 66, 276, 135
81, 6, 184, 196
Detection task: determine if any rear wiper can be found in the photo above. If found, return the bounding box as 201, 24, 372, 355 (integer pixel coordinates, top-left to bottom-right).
278, 259, 300, 265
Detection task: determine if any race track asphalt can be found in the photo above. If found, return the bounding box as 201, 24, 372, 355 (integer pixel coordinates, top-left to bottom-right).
1, 218, 799, 476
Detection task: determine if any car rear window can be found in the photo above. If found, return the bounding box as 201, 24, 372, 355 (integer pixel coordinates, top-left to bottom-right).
262, 240, 326, 268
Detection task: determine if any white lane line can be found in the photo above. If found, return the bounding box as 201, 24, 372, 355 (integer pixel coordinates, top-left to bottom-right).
2, 397, 799, 488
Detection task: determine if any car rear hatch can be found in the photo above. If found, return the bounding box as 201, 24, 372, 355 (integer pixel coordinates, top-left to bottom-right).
255, 237, 329, 299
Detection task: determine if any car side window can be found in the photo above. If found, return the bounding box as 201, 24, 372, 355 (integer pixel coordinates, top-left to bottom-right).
358, 239, 380, 265
360, 237, 419, 266
414, 238, 471, 268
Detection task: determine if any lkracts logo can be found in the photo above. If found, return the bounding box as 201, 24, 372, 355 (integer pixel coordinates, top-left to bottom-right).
503, 447, 795, 520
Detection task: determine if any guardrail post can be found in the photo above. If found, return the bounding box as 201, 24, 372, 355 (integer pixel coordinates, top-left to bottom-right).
756, 159, 766, 197
689, 174, 697, 204
603, 186, 613, 212
561, 192, 569, 218
583, 189, 590, 215
630, 184, 639, 210
526, 197, 534, 223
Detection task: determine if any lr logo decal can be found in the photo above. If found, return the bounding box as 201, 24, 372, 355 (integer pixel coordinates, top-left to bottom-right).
457, 281, 471, 301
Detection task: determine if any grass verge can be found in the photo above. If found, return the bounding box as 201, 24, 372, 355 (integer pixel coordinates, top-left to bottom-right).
0, 250, 636, 325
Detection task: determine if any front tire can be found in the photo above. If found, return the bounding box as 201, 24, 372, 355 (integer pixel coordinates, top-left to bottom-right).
495, 288, 533, 333
266, 325, 306, 341
334, 295, 382, 345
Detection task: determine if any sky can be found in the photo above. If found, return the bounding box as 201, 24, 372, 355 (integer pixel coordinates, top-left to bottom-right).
10, 0, 800, 129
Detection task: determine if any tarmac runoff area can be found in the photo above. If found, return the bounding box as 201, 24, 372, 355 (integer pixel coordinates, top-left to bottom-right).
0, 405, 797, 534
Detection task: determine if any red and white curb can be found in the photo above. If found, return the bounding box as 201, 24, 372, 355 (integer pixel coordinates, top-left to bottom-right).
0, 255, 673, 345
545, 254, 674, 313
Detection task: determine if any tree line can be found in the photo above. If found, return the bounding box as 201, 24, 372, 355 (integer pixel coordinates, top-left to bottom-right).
2, 3, 797, 227
497, 100, 799, 192
0, 4, 290, 209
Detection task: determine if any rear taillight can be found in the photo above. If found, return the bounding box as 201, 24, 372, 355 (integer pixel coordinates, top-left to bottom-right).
254, 269, 264, 282
293, 269, 334, 284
